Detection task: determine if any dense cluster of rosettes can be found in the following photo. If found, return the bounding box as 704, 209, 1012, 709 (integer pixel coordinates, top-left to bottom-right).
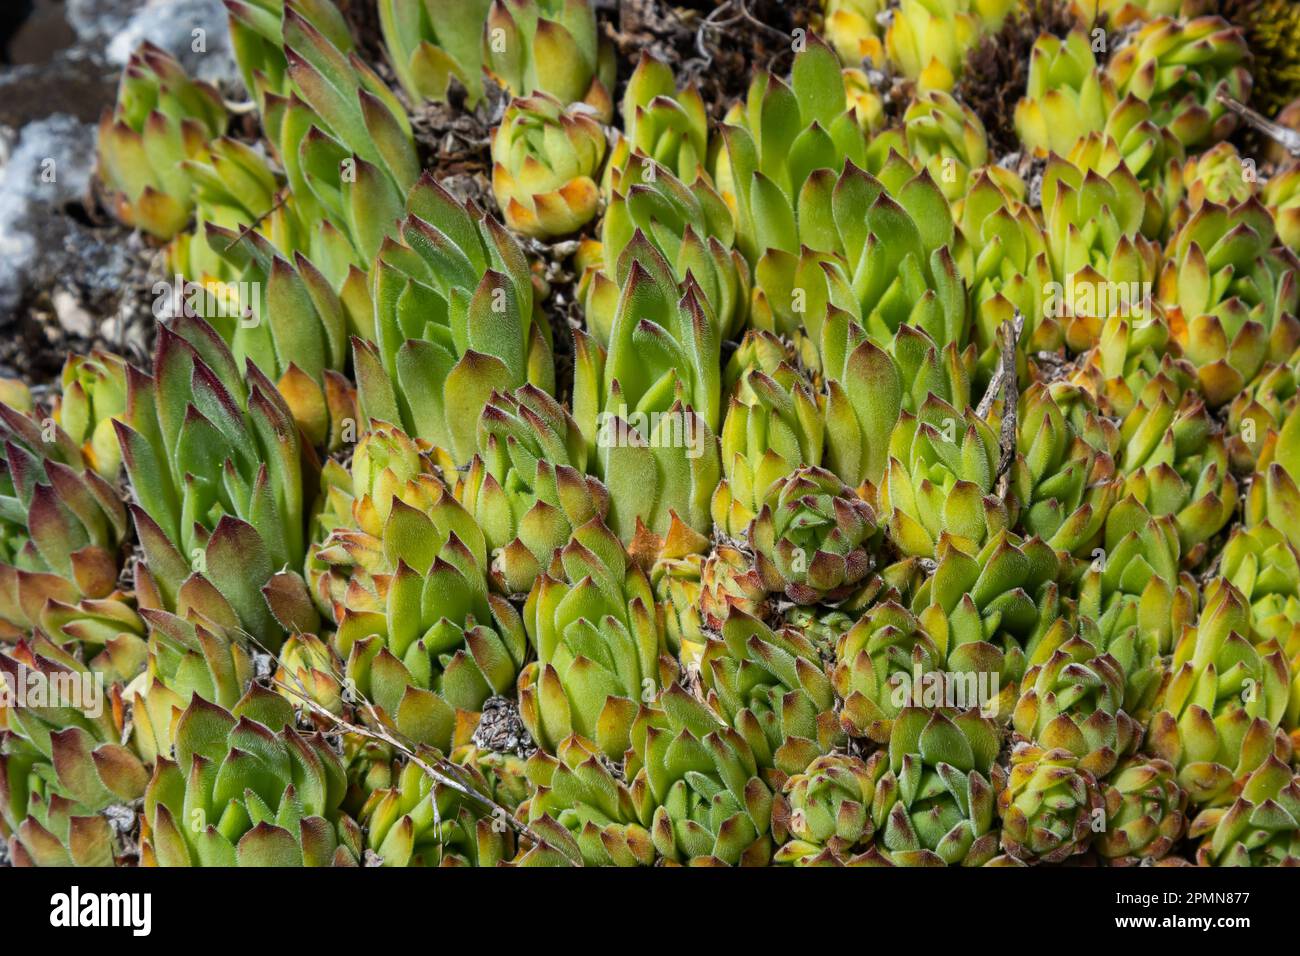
3, 0, 1300, 867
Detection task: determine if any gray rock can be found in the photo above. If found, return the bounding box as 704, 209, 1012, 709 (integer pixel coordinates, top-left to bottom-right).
65, 0, 138, 41
0, 114, 93, 314
105, 0, 239, 88
0, 113, 135, 323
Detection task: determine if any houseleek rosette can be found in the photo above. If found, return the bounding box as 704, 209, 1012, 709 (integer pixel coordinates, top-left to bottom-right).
142, 691, 361, 866
878, 396, 1007, 560
773, 752, 880, 865
1015, 30, 1117, 158
491, 92, 607, 240
114, 316, 310, 648
519, 519, 675, 761
313, 425, 527, 751
863, 707, 1004, 866
356, 176, 556, 465
1148, 578, 1292, 808
750, 467, 877, 606
457, 386, 609, 595
484, 0, 616, 121
1107, 15, 1252, 148
0, 638, 148, 866
1158, 197, 1300, 408
700, 610, 841, 778
626, 684, 774, 866
998, 741, 1104, 863
378, 0, 492, 106
96, 43, 227, 239
713, 348, 824, 540
0, 391, 128, 637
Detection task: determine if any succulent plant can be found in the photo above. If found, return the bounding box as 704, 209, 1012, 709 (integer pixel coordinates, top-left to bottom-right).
699, 610, 841, 778
142, 691, 361, 865
1015, 29, 1117, 158
699, 543, 770, 634
16, 0, 1300, 879
734, 155, 966, 369
1040, 153, 1161, 353
1096, 757, 1189, 863
892, 90, 995, 203
884, 0, 980, 91
484, 0, 616, 121
998, 741, 1104, 863
356, 176, 555, 464
1067, 97, 1189, 241
1158, 197, 1300, 407
114, 316, 311, 647
643, 517, 712, 669
610, 52, 709, 185
491, 93, 607, 240
1074, 498, 1198, 676
1106, 15, 1252, 148
1013, 381, 1119, 568
878, 396, 1008, 559
516, 736, 651, 866
863, 706, 1004, 866
750, 466, 878, 605
1179, 141, 1259, 216
572, 260, 722, 542
1012, 619, 1141, 778
96, 43, 228, 239
626, 683, 773, 865
225, 0, 357, 109
519, 519, 675, 760
457, 386, 608, 595
0, 393, 128, 638
378, 0, 493, 106
362, 748, 527, 866
818, 0, 886, 66
165, 133, 287, 280
911, 531, 1064, 691
954, 171, 1056, 372
1226, 362, 1299, 470
1221, 522, 1300, 655
311, 424, 527, 750
1070, 0, 1211, 25
773, 752, 880, 865
1113, 376, 1238, 564
51, 352, 128, 481
713, 35, 871, 270
713, 348, 825, 540
1187, 754, 1300, 865
1263, 161, 1300, 252
1, 638, 148, 866
260, 3, 420, 264
1070, 311, 1198, 420
581, 153, 749, 349
1148, 578, 1292, 807
832, 599, 946, 744
1245, 407, 1300, 554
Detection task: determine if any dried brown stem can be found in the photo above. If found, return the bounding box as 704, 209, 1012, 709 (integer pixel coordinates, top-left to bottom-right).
251, 630, 544, 848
